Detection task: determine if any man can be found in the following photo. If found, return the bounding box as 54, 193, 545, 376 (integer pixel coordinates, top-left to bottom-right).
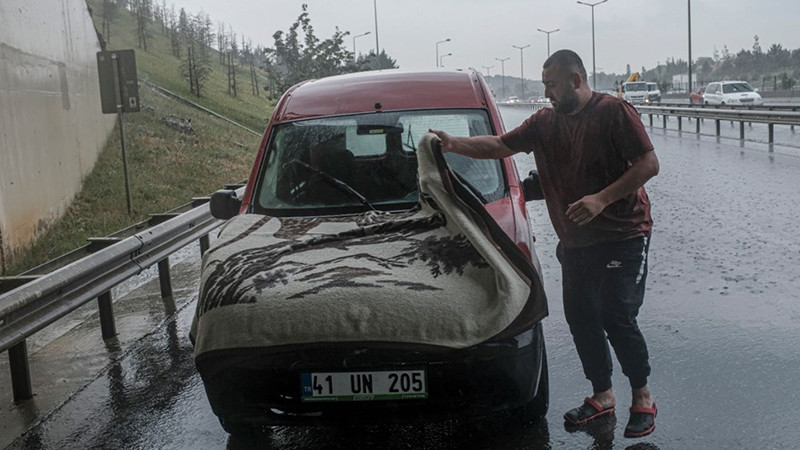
430, 49, 659, 438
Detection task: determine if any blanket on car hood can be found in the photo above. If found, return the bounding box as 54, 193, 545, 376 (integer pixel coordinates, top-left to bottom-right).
191, 133, 547, 356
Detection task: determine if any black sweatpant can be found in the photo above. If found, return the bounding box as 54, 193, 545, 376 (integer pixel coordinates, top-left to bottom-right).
557, 235, 651, 393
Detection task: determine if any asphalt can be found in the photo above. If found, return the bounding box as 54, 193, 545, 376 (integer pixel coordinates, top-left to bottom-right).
1, 107, 799, 449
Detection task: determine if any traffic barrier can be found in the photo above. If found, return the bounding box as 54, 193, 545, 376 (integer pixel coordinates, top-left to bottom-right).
0, 187, 244, 403
635, 105, 800, 145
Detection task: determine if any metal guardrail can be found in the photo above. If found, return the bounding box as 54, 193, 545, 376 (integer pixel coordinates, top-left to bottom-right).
0, 186, 243, 403
658, 101, 800, 112
635, 105, 800, 144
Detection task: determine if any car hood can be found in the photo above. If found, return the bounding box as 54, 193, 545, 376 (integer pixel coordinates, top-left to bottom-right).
191, 134, 547, 355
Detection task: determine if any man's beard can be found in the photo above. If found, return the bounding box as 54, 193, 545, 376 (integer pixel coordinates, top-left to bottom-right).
552, 89, 579, 114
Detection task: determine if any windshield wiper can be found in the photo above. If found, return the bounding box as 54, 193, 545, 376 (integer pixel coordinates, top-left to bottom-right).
404, 124, 417, 151
284, 159, 378, 211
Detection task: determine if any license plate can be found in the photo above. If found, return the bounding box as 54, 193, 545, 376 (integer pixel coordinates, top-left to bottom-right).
301, 369, 428, 402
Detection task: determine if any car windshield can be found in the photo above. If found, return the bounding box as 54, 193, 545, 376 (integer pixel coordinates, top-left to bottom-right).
255, 109, 505, 215
722, 82, 754, 93
626, 83, 646, 91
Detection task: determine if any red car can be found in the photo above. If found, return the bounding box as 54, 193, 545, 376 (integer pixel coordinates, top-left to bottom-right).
193, 69, 549, 433
689, 86, 706, 105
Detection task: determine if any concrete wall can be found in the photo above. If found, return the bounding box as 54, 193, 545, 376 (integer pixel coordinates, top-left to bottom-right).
0, 0, 116, 272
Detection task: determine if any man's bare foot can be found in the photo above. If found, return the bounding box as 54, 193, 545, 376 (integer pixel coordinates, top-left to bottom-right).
592, 388, 616, 409
631, 385, 654, 408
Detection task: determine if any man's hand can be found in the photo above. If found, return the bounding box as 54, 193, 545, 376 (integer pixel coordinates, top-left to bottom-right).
426, 129, 518, 159
428, 129, 453, 152
566, 194, 607, 226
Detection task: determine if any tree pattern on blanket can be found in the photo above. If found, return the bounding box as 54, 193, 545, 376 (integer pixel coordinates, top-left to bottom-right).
198, 214, 490, 316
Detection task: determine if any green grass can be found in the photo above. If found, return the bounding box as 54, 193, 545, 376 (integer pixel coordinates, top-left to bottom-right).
89, 0, 273, 131
4, 2, 271, 275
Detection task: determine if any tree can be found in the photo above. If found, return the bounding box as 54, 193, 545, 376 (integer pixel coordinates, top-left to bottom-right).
132, 0, 152, 51
178, 11, 212, 97
263, 4, 375, 92
779, 72, 795, 90
101, 0, 118, 46
356, 50, 398, 71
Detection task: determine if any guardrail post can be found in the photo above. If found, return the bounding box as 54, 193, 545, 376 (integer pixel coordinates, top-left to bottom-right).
9, 341, 33, 403
768, 123, 774, 144
158, 258, 173, 298
199, 234, 210, 256
739, 121, 745, 140
715, 119, 721, 137
97, 291, 117, 338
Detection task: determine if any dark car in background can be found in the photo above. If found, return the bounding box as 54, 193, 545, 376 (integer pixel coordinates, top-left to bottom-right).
191, 69, 550, 434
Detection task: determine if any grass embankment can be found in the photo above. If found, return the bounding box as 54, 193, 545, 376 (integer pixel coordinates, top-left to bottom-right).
5, 2, 272, 275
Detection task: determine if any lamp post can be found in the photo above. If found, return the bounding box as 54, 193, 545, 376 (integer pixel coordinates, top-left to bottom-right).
577, 0, 608, 91
496, 57, 510, 100
436, 38, 451, 67
482, 65, 495, 76
352, 31, 371, 63
536, 28, 560, 57
512, 44, 530, 99
373, 0, 380, 68
439, 53, 452, 68
687, 0, 693, 93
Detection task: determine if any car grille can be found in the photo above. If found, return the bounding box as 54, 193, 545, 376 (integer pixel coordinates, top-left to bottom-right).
740, 98, 754, 103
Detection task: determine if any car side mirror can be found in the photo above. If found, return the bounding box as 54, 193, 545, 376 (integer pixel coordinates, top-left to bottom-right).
209, 189, 242, 220
522, 170, 545, 201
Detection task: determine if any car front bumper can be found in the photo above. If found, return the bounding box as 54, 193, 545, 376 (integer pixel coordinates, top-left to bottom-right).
196, 323, 546, 426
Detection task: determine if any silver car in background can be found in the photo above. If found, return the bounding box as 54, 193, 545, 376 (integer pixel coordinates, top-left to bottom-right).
703, 81, 764, 106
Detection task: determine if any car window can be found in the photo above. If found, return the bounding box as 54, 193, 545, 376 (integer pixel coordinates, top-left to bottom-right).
625, 83, 646, 91
255, 109, 505, 215
722, 82, 754, 93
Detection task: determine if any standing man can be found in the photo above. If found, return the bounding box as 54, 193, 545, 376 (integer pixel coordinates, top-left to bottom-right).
430, 49, 659, 438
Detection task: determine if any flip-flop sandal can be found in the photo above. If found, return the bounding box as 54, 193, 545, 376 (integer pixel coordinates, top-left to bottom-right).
624, 403, 657, 438
564, 397, 616, 425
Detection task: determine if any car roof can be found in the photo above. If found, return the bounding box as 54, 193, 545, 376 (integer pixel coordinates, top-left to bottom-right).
273, 69, 490, 122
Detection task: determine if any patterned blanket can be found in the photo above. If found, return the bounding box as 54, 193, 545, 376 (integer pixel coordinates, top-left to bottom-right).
191, 133, 547, 356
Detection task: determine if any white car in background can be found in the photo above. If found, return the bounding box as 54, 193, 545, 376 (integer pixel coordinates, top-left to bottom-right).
703, 81, 764, 106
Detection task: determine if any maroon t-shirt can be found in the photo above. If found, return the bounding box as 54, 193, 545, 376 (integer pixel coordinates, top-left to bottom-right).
501, 92, 654, 248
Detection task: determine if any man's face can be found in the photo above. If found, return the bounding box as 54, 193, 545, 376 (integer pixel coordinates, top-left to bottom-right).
542, 63, 579, 114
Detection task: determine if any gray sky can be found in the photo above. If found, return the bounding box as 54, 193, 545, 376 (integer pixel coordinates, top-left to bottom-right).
177, 1, 800, 79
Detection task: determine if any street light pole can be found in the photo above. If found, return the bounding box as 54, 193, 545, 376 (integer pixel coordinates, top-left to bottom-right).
440, 53, 452, 68
577, 0, 608, 91
512, 44, 530, 99
436, 38, 451, 67
482, 65, 495, 76
687, 0, 693, 93
495, 57, 510, 100
536, 28, 560, 57
352, 31, 371, 63
373, 0, 380, 68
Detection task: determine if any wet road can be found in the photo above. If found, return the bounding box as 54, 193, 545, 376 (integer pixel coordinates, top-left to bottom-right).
2, 107, 800, 449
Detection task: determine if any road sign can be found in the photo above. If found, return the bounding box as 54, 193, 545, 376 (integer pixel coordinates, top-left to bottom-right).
97, 50, 140, 114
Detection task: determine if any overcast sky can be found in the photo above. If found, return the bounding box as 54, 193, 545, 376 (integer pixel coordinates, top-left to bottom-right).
176, 0, 800, 79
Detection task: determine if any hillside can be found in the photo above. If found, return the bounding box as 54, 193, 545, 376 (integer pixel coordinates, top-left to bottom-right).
5, 2, 271, 275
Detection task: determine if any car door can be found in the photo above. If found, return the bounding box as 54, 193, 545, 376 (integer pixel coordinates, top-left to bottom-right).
705, 83, 720, 104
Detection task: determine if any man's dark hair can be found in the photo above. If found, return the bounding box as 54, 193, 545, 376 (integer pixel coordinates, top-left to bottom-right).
543, 50, 588, 81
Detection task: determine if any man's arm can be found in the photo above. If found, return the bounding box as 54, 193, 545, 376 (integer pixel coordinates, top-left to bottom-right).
428, 129, 519, 159
566, 150, 660, 226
